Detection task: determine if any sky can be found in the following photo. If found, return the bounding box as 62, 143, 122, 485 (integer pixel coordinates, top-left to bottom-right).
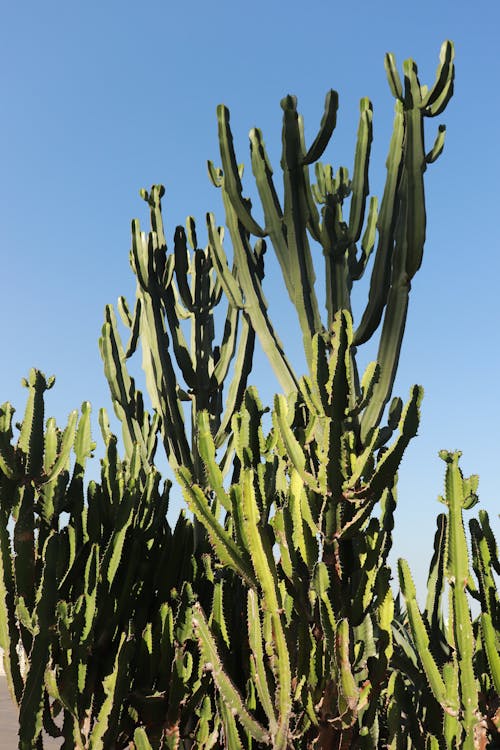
1, 0, 498, 597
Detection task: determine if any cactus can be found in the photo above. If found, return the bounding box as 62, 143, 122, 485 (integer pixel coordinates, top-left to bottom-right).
207, 41, 454, 450
398, 451, 500, 749
0, 374, 206, 748
178, 333, 426, 747
4, 40, 498, 750
100, 184, 256, 484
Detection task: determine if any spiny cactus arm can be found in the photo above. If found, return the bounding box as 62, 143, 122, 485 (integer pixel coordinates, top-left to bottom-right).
73, 401, 96, 473
289, 469, 317, 570
247, 588, 278, 733
480, 613, 500, 694
76, 542, 99, 647
248, 127, 293, 287
469, 517, 498, 619
222, 195, 298, 393
100, 305, 148, 462
327, 308, 355, 419
139, 296, 194, 473
192, 602, 270, 743
18, 533, 59, 750
210, 580, 231, 651
214, 319, 255, 449
321, 312, 356, 537
117, 290, 134, 327
301, 332, 329, 417
197, 411, 231, 512
41, 409, 78, 485
347, 98, 373, 246
313, 562, 337, 655
358, 47, 453, 425
322, 200, 353, 325
240, 468, 292, 748
0, 505, 23, 704
384, 52, 403, 101
353, 101, 404, 347
14, 483, 36, 619
356, 384, 422, 500
216, 698, 245, 750
332, 490, 378, 543
190, 252, 218, 404
349, 196, 378, 281
346, 413, 379, 474
162, 286, 197, 391
36, 418, 61, 527
87, 632, 131, 750
440, 451, 480, 737
398, 558, 454, 712
442, 660, 462, 750
280, 94, 323, 363
401, 63, 427, 280
386, 672, 407, 747
426, 125, 447, 164
18, 369, 54, 479
358, 273, 410, 443
335, 618, 360, 722
177, 466, 256, 587
0, 402, 16, 479
349, 519, 387, 624
173, 224, 195, 311
130, 218, 155, 293
100, 490, 135, 590
303, 89, 339, 165
212, 303, 239, 387
217, 105, 266, 237
206, 214, 244, 309
273, 395, 321, 493
421, 40, 455, 118
423, 513, 448, 638
118, 295, 142, 359
376, 569, 394, 667
479, 509, 500, 574
141, 184, 167, 248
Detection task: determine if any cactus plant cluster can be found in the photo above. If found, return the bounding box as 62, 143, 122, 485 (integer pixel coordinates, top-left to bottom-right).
1, 41, 499, 748
0, 372, 203, 748
100, 183, 255, 484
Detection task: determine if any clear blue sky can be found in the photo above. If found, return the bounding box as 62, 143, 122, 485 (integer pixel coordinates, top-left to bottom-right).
1, 1, 498, 596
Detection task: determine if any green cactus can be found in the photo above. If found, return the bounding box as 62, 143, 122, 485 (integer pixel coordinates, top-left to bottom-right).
101, 184, 256, 486
178, 334, 425, 747
206, 43, 454, 453
5, 39, 499, 750
398, 451, 500, 749
0, 375, 208, 749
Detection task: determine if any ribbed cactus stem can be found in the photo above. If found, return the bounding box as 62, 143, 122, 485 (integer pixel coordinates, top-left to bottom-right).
440, 450, 481, 745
